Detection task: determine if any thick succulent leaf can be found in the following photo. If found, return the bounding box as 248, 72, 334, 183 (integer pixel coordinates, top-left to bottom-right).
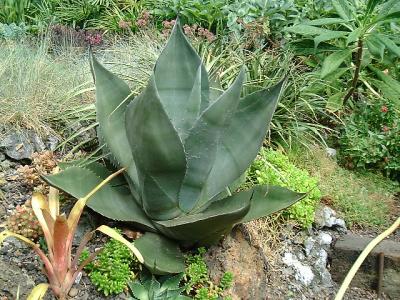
128, 281, 149, 300
204, 80, 286, 202
90, 54, 140, 193
240, 185, 306, 223
43, 167, 156, 231
156, 188, 251, 242
178, 69, 245, 213
125, 76, 186, 220
154, 18, 209, 132
134, 233, 185, 275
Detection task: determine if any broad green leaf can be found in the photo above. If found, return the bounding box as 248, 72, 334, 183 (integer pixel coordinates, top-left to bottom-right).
134, 233, 185, 275
332, 0, 354, 21
326, 91, 346, 112
303, 18, 346, 26
346, 27, 363, 45
376, 0, 400, 22
369, 79, 400, 103
43, 167, 156, 231
366, 0, 384, 15
284, 25, 330, 36
154, 18, 209, 134
205, 80, 286, 201
314, 31, 348, 48
178, 69, 245, 213
90, 55, 140, 192
321, 49, 352, 78
366, 34, 385, 59
376, 34, 400, 57
125, 76, 187, 220
156, 189, 251, 242
290, 39, 341, 55
370, 66, 400, 94
240, 185, 306, 223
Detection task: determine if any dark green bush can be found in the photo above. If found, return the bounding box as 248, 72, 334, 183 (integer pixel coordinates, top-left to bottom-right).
338, 98, 400, 180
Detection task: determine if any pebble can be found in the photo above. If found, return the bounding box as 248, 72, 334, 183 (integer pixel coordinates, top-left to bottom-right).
68, 287, 79, 297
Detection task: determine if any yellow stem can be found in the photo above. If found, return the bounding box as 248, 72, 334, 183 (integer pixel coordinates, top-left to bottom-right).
334, 216, 400, 300
82, 167, 126, 203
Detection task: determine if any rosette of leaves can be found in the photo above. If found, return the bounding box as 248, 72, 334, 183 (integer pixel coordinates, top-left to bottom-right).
128, 272, 190, 300
44, 19, 304, 275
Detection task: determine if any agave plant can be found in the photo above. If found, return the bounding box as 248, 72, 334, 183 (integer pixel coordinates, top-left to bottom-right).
44, 19, 304, 274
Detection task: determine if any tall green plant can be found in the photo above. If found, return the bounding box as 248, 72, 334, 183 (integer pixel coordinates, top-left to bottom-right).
285, 0, 400, 110
44, 20, 304, 275
0, 0, 31, 23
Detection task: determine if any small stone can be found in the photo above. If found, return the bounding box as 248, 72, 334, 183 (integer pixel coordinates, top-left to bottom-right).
304, 237, 315, 256
68, 287, 79, 297
326, 148, 337, 157
282, 252, 314, 286
317, 232, 332, 246
314, 206, 347, 231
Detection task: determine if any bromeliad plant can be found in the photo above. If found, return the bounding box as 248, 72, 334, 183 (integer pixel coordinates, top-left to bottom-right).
0, 170, 143, 300
44, 19, 305, 275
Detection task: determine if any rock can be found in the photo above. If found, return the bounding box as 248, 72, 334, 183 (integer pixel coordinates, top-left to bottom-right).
0, 130, 45, 160
68, 287, 79, 297
0, 153, 5, 161
331, 233, 400, 299
46, 136, 60, 151
304, 237, 315, 256
317, 232, 333, 246
282, 252, 314, 286
0, 160, 12, 171
314, 206, 347, 231
326, 148, 337, 158
314, 249, 333, 287
204, 226, 268, 300
73, 212, 95, 246
0, 259, 35, 298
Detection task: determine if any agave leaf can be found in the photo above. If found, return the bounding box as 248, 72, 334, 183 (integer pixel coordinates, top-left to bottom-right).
205, 80, 286, 202
90, 54, 140, 193
27, 284, 49, 300
43, 167, 156, 231
125, 76, 186, 221
156, 188, 251, 242
134, 233, 185, 275
178, 69, 245, 213
240, 185, 306, 223
129, 281, 149, 300
154, 18, 209, 132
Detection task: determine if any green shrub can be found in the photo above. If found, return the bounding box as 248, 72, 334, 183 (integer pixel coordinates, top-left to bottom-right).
80, 236, 140, 296
184, 247, 233, 300
249, 148, 321, 228
338, 98, 400, 181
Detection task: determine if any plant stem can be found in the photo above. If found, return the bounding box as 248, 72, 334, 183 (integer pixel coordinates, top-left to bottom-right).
343, 38, 363, 104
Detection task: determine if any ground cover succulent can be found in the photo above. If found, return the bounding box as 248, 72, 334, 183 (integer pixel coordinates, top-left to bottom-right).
44, 19, 304, 275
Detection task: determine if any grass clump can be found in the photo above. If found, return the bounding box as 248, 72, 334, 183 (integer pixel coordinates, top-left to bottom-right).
0, 39, 91, 136
248, 148, 321, 228
289, 146, 399, 229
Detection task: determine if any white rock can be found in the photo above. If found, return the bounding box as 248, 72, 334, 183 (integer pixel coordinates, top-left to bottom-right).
326, 147, 337, 157
304, 237, 315, 256
283, 252, 315, 286
318, 232, 333, 246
